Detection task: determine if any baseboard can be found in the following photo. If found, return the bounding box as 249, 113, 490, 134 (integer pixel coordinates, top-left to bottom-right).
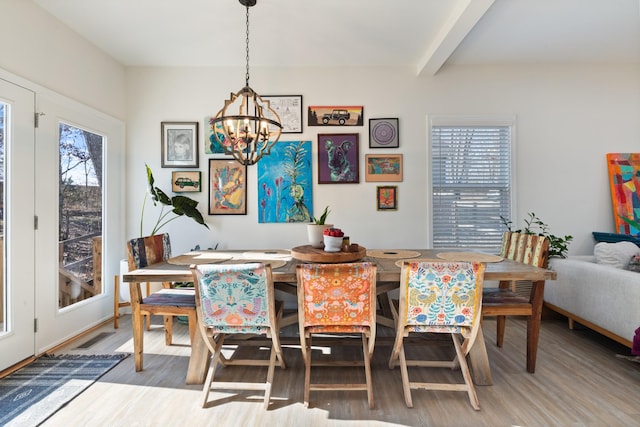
543, 301, 632, 348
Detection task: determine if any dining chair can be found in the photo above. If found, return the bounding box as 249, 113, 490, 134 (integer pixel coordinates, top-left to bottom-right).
388, 260, 485, 410
190, 262, 286, 409
126, 233, 197, 373
482, 231, 549, 373
296, 262, 377, 409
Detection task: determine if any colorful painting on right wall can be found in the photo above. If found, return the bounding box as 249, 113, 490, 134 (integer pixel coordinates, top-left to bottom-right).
607, 153, 640, 234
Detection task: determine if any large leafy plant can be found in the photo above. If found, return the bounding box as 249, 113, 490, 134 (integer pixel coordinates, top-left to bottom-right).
141, 164, 208, 236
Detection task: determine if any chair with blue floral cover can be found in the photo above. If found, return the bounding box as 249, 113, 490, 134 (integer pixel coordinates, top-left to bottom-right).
388, 260, 485, 410
190, 262, 286, 409
296, 262, 377, 409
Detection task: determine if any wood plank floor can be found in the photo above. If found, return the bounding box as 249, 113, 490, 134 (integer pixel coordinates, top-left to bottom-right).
39, 314, 640, 427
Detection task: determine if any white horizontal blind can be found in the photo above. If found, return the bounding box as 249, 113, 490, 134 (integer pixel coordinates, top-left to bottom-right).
431, 125, 511, 251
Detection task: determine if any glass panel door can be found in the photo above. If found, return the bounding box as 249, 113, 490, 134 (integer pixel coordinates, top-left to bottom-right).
58, 123, 103, 309
0, 78, 36, 370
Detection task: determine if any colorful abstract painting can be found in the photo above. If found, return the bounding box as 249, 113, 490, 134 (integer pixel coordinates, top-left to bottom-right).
204, 116, 226, 154
607, 153, 640, 234
257, 140, 313, 223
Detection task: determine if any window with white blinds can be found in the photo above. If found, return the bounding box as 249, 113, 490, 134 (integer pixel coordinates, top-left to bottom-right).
431, 123, 512, 251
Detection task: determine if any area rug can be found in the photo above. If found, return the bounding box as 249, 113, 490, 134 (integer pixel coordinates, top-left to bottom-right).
0, 354, 127, 427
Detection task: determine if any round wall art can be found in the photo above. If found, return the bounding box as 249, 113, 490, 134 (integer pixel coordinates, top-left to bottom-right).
369, 118, 399, 148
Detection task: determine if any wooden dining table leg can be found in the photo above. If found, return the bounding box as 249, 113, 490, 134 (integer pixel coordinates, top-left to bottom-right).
129, 282, 144, 372
527, 280, 545, 373
185, 324, 211, 385
468, 326, 493, 386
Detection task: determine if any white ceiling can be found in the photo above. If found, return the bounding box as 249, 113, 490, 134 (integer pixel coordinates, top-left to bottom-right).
33, 0, 640, 75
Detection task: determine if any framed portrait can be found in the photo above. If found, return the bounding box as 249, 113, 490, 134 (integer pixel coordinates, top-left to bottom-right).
161, 122, 199, 168
377, 186, 398, 210
308, 106, 364, 127
365, 153, 403, 182
171, 170, 201, 193
262, 95, 303, 133
317, 133, 360, 184
208, 159, 247, 215
369, 118, 399, 148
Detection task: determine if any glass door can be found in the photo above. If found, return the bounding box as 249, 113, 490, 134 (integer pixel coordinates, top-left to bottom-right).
0, 78, 36, 370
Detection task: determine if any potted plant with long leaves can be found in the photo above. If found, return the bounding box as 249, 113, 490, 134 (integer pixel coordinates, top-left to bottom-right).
306, 205, 333, 248
141, 164, 208, 236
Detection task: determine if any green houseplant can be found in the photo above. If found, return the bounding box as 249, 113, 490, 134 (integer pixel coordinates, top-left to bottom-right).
307, 205, 333, 248
141, 164, 208, 236
312, 205, 331, 225
500, 212, 573, 258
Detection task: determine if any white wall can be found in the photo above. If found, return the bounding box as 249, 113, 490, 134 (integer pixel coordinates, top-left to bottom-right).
126, 64, 640, 256
0, 0, 126, 120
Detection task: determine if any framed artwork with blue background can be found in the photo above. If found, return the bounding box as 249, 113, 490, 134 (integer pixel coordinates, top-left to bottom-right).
257, 140, 313, 223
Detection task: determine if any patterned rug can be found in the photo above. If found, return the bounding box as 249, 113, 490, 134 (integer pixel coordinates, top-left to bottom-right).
0, 354, 127, 427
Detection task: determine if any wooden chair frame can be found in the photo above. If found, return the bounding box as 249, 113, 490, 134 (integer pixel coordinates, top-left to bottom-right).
126, 234, 197, 373
190, 263, 286, 409
296, 262, 377, 409
482, 231, 550, 373
388, 261, 485, 410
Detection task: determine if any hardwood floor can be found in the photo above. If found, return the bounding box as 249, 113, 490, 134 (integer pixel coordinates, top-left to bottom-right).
39, 314, 640, 427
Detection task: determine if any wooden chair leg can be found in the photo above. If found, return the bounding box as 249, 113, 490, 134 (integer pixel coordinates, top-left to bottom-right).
163, 315, 173, 346
303, 335, 312, 408
398, 343, 412, 408
132, 306, 144, 372
114, 275, 120, 329
362, 334, 374, 409
496, 315, 506, 347
452, 334, 479, 410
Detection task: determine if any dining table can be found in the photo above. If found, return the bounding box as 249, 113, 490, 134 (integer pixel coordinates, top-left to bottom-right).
122, 247, 557, 386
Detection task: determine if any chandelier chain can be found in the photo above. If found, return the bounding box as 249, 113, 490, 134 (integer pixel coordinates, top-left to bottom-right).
245, 5, 250, 87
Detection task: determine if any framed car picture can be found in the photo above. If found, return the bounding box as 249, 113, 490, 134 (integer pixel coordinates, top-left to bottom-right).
171, 171, 201, 192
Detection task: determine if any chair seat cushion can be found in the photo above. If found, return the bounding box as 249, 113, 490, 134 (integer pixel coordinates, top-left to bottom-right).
482, 288, 529, 304
142, 289, 195, 307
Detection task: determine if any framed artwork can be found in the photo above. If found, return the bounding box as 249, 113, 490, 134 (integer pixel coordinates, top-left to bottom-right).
262, 95, 303, 133
258, 140, 313, 223
317, 133, 360, 184
171, 171, 201, 192
369, 118, 399, 148
607, 153, 640, 234
208, 159, 247, 215
161, 122, 198, 168
308, 105, 364, 126
377, 186, 398, 210
365, 154, 403, 182
204, 116, 226, 154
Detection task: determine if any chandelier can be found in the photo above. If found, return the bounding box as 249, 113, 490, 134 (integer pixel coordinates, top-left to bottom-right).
210, 0, 282, 166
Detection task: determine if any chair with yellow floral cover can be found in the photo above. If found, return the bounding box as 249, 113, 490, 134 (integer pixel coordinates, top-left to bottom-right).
190, 262, 286, 409
296, 262, 377, 409
388, 260, 485, 410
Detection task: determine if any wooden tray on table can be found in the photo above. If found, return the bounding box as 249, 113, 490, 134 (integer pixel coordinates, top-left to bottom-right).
291, 244, 366, 263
